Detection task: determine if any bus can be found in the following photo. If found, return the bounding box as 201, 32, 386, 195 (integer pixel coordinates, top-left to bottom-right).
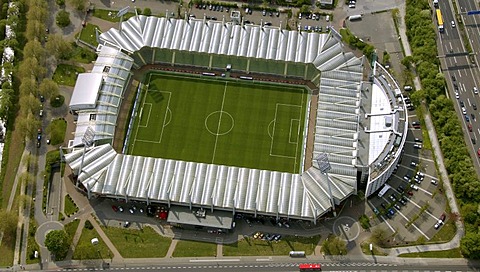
299, 263, 322, 271
377, 184, 391, 198
435, 9, 444, 32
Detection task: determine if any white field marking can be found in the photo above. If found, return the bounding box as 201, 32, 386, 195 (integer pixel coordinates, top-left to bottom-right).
269, 103, 302, 160
211, 83, 228, 164
294, 91, 305, 173
131, 82, 152, 152
157, 91, 172, 144
138, 103, 152, 128
289, 119, 300, 144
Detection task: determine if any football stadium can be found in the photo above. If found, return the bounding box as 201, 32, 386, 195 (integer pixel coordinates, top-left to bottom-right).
64, 14, 408, 228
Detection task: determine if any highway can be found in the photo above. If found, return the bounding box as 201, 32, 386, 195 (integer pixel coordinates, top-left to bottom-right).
436, 0, 480, 174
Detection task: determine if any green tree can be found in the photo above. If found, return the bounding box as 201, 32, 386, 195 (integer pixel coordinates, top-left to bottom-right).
370, 227, 388, 247
46, 34, 73, 59
45, 229, 69, 258
0, 210, 17, 244
23, 40, 46, 64
56, 10, 71, 28
143, 8, 152, 16
461, 232, 480, 259
39, 79, 60, 99
68, 0, 88, 12
322, 235, 347, 255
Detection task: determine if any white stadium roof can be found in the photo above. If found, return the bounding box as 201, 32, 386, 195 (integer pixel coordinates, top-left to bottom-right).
64, 15, 379, 221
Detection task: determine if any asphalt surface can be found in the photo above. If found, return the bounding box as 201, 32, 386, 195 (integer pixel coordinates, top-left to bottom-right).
440, 0, 480, 175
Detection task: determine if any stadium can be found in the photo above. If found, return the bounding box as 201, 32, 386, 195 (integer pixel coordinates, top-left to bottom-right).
64, 14, 408, 228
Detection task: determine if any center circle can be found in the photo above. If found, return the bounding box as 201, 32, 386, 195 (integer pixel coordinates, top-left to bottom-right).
205, 111, 234, 136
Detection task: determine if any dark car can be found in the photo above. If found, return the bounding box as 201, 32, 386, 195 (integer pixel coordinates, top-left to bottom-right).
398, 185, 405, 193
388, 208, 395, 215
411, 121, 421, 128
440, 213, 446, 222
460, 101, 465, 107
473, 103, 477, 110
472, 138, 476, 144
381, 203, 387, 209
111, 205, 119, 212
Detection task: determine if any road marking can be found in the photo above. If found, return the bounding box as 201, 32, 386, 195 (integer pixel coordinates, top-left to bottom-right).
190, 259, 240, 262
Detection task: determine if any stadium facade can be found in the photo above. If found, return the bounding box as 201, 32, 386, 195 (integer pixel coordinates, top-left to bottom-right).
64, 15, 408, 226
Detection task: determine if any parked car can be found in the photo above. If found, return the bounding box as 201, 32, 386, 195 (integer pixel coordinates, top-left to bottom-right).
118, 206, 124, 212
124, 221, 131, 228
410, 184, 419, 191
410, 161, 418, 167
111, 205, 119, 212
474, 103, 478, 110
413, 144, 422, 149
388, 208, 395, 215
431, 179, 438, 185
411, 121, 421, 128
398, 185, 405, 193
373, 207, 380, 215
468, 123, 473, 132
434, 220, 443, 229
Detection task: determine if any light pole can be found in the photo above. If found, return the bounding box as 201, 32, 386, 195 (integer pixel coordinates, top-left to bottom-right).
316, 153, 336, 217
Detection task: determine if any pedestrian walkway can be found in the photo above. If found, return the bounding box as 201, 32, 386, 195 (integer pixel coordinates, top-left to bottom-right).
165, 239, 178, 258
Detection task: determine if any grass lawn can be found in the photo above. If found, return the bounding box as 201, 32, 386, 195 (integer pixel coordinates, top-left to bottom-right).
223, 235, 320, 256
172, 240, 217, 257
93, 9, 136, 22
69, 44, 97, 63
129, 73, 308, 173
102, 226, 171, 258
428, 219, 456, 243
65, 219, 80, 241
47, 118, 67, 145
64, 194, 78, 216
53, 64, 85, 87
73, 220, 113, 260
399, 248, 463, 258
359, 241, 388, 256
77, 23, 100, 47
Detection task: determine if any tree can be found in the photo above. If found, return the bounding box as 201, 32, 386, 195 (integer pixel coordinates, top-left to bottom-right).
25, 20, 46, 41
23, 40, 46, 64
461, 232, 480, 259
45, 229, 69, 258
143, 8, 152, 16
39, 79, 59, 99
370, 227, 388, 247
56, 10, 71, 28
18, 57, 46, 81
46, 34, 73, 60
0, 210, 18, 244
67, 0, 88, 12
19, 94, 41, 117
19, 78, 37, 96
321, 235, 347, 255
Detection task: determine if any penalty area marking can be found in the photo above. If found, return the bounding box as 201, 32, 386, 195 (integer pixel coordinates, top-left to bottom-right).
135, 91, 172, 144
269, 103, 301, 160
138, 103, 152, 128
289, 119, 300, 144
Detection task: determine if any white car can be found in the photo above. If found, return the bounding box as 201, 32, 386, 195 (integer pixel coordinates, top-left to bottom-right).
326, 15, 330, 22
462, 107, 467, 115
434, 220, 443, 229
474, 87, 478, 94
431, 179, 438, 185
451, 20, 456, 28
410, 184, 419, 191
455, 91, 459, 99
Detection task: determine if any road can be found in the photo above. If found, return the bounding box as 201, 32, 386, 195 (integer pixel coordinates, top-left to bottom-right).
436, 0, 480, 175
56, 258, 479, 272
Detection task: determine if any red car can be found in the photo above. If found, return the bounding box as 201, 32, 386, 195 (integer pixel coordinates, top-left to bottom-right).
111, 205, 119, 212
440, 213, 446, 222
468, 123, 473, 132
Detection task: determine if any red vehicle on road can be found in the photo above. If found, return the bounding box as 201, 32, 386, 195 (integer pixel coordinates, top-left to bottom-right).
299, 263, 321, 271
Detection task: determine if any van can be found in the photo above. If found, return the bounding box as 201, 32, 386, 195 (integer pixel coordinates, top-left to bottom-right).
289, 251, 306, 257
404, 85, 413, 91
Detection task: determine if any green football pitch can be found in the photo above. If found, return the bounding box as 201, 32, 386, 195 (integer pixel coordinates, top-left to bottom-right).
128, 72, 309, 174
